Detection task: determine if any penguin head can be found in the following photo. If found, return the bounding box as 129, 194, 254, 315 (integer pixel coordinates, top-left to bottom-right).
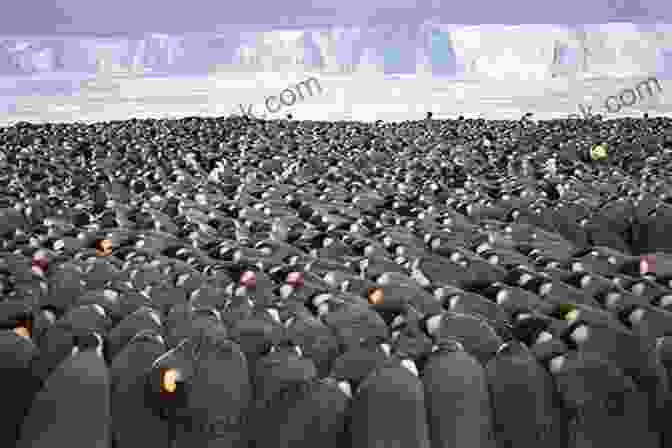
560, 321, 590, 350
306, 293, 333, 317
420, 313, 443, 338
399, 357, 419, 377
72, 331, 105, 359
129, 329, 166, 347
321, 377, 353, 399
618, 305, 646, 329
512, 312, 553, 347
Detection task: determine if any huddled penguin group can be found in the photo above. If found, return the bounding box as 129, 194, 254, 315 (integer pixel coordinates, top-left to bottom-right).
2, 114, 672, 447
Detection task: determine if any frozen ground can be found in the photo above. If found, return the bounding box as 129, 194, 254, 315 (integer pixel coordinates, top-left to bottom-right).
0, 70, 670, 126
1, 22, 671, 125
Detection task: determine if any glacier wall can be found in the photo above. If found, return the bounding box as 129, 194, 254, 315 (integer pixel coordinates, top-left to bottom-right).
0, 23, 671, 94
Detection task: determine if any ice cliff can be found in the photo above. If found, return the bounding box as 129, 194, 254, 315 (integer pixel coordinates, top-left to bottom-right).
1, 22, 671, 84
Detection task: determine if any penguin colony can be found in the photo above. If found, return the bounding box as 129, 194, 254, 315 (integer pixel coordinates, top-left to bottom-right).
1, 114, 672, 448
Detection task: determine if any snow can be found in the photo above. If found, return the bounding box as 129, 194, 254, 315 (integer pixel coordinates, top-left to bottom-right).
1, 23, 672, 126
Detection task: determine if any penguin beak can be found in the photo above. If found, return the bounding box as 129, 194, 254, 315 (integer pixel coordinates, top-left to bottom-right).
569, 324, 589, 344
283, 316, 295, 328
279, 284, 294, 300
390, 314, 406, 329
535, 330, 554, 345
266, 308, 281, 324
337, 380, 352, 398
495, 289, 509, 304
628, 308, 645, 325
631, 283, 645, 296
659, 295, 672, 308
176, 273, 190, 287
549, 355, 566, 373
148, 309, 162, 326
323, 272, 337, 287
447, 295, 460, 310
580, 275, 592, 288
43, 309, 56, 324
604, 292, 621, 309
426, 314, 442, 336
401, 359, 419, 377
411, 268, 431, 287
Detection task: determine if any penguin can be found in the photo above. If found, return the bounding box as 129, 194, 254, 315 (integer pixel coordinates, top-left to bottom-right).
485, 341, 566, 448
283, 305, 341, 378
227, 306, 287, 378
548, 350, 658, 448
348, 356, 431, 448
249, 343, 319, 448
17, 332, 110, 448
374, 271, 444, 317
265, 376, 350, 448
317, 295, 389, 352
559, 319, 669, 446
422, 340, 497, 448
42, 261, 86, 314
328, 339, 392, 393
168, 330, 251, 448
571, 247, 632, 277
388, 306, 434, 364
188, 283, 230, 309
110, 329, 170, 448
440, 286, 512, 335
421, 311, 504, 366
106, 305, 163, 359
0, 330, 40, 447
29, 310, 99, 384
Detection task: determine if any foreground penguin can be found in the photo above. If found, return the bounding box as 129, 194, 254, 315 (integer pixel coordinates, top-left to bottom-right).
348, 356, 431, 448
560, 320, 670, 446
485, 341, 565, 448
548, 351, 658, 448
262, 376, 350, 448
110, 329, 170, 448
17, 332, 110, 448
422, 340, 496, 448
249, 343, 320, 448
0, 330, 40, 447
148, 330, 251, 448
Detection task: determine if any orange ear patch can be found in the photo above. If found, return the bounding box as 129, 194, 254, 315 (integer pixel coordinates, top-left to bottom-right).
13, 326, 30, 339
368, 288, 384, 305
95, 239, 113, 256
161, 368, 180, 393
